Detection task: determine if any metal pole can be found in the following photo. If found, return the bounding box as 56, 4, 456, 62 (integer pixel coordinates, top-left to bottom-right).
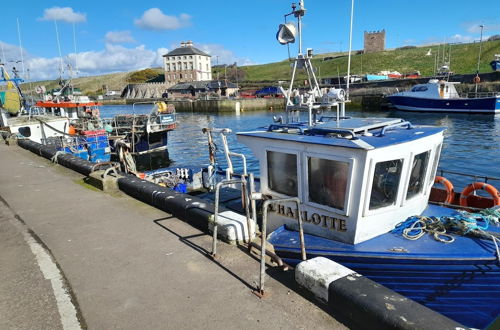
54, 20, 64, 79
16, 18, 25, 78
346, 0, 354, 99
475, 25, 484, 94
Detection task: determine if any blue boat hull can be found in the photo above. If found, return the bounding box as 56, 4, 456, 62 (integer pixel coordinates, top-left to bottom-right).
268, 206, 500, 328
387, 95, 500, 113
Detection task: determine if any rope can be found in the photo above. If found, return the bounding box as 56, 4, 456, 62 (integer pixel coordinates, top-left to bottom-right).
50, 150, 66, 164
393, 207, 500, 261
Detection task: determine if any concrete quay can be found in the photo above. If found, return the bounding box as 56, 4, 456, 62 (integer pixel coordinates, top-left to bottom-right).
0, 142, 347, 330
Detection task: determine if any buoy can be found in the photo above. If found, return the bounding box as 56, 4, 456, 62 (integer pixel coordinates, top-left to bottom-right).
434, 176, 454, 204
68, 125, 76, 135
473, 75, 481, 84
460, 182, 500, 207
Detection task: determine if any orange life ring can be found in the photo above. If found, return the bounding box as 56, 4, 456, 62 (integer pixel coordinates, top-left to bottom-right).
473, 75, 481, 84
434, 176, 454, 204
459, 182, 500, 207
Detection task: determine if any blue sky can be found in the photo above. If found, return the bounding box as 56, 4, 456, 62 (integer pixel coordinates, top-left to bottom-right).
1, 0, 499, 80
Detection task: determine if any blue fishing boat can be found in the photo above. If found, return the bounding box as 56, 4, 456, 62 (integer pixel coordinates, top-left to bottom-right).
106, 102, 176, 171
387, 79, 500, 114
233, 2, 500, 328
491, 54, 500, 72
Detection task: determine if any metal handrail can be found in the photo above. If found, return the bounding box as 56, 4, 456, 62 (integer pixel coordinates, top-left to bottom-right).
377, 121, 413, 136
436, 168, 500, 184
256, 197, 306, 296
211, 178, 252, 257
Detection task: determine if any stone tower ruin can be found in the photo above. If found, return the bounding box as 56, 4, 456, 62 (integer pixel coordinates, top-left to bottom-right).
364, 30, 385, 53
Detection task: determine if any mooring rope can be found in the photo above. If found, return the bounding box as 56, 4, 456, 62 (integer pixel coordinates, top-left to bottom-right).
392, 207, 500, 262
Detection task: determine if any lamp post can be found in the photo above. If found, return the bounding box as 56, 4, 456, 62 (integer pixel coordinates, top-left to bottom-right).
475, 24, 484, 94
216, 55, 219, 81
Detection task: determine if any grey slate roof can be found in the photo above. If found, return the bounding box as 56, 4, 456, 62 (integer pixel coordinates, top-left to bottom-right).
168, 80, 238, 92
163, 46, 211, 57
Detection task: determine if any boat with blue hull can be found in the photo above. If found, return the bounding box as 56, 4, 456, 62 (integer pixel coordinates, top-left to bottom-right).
233, 2, 500, 328
268, 205, 500, 329
387, 79, 500, 114
106, 102, 176, 171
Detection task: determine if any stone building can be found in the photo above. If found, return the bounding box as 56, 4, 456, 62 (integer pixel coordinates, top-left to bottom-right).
167, 80, 238, 99
364, 30, 385, 53
163, 41, 212, 84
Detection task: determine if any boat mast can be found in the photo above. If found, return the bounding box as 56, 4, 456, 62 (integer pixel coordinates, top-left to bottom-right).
346, 0, 354, 102
474, 24, 484, 94
16, 18, 25, 78
54, 20, 64, 81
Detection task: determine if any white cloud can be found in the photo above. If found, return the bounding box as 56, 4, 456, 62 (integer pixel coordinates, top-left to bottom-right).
105, 31, 136, 44
135, 8, 191, 31
186, 43, 254, 66
9, 43, 167, 80
40, 7, 86, 23
464, 22, 500, 34
448, 34, 475, 43
1, 39, 254, 81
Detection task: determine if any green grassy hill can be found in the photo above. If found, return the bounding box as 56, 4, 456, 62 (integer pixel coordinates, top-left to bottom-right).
233, 39, 500, 83
21, 40, 500, 95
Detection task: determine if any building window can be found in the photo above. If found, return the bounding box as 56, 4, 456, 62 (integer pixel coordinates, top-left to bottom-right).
166, 64, 170, 71
184, 62, 187, 70
167, 74, 171, 80
206, 64, 209, 71
183, 56, 186, 59
189, 63, 193, 70
369, 159, 403, 209
189, 56, 192, 59
172, 64, 176, 71
267, 151, 298, 197
173, 74, 176, 79
307, 157, 349, 210
180, 74, 183, 79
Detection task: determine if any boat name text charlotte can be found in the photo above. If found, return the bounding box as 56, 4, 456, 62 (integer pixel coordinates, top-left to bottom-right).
270, 204, 347, 232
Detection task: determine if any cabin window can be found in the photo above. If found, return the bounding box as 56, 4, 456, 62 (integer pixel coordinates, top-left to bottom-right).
369, 159, 403, 209
18, 126, 31, 137
428, 143, 442, 187
267, 151, 297, 196
406, 151, 430, 200
307, 157, 349, 210
411, 86, 428, 92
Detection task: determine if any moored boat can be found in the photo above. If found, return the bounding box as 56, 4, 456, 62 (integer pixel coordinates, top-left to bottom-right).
1, 74, 111, 163
491, 54, 500, 72
230, 2, 499, 328
387, 79, 500, 113
105, 102, 177, 171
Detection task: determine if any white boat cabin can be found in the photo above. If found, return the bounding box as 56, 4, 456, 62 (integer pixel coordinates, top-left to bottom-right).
238, 118, 444, 244
396, 79, 460, 99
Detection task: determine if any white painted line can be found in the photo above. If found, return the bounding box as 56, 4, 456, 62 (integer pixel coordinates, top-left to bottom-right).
22, 231, 82, 330
6, 212, 82, 330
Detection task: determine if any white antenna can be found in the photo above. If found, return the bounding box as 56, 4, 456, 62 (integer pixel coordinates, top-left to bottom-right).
73, 22, 78, 77
1, 43, 5, 64
16, 18, 25, 77
54, 20, 64, 78
346, 0, 354, 99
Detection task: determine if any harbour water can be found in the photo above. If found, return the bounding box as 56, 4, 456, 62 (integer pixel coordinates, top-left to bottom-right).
101, 104, 500, 189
